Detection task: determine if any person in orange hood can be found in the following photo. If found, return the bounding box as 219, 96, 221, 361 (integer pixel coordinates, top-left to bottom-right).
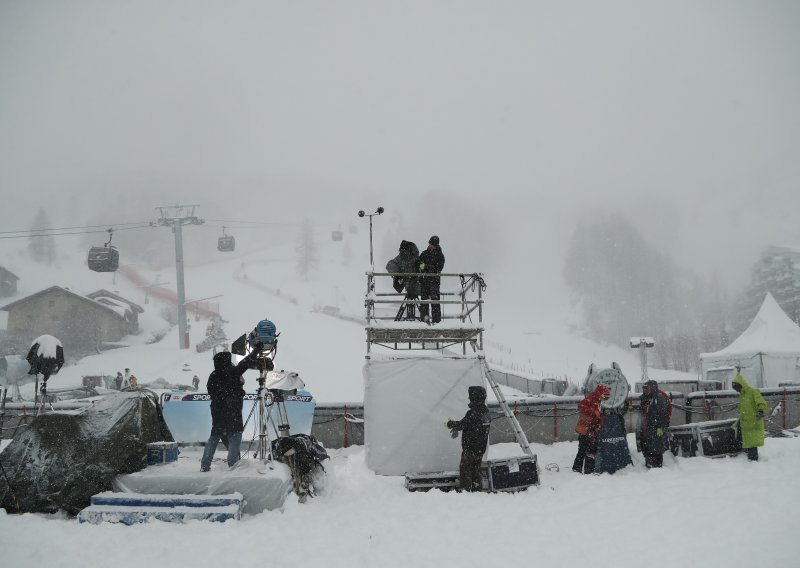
572, 384, 610, 474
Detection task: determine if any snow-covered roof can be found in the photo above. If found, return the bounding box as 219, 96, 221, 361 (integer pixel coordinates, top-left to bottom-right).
0, 266, 20, 280
701, 293, 800, 357
0, 285, 128, 322
86, 289, 144, 313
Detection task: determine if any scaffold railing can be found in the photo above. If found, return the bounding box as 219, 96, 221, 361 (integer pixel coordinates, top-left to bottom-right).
364, 271, 486, 353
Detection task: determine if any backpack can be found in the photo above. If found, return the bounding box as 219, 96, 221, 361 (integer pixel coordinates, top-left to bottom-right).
660, 389, 673, 422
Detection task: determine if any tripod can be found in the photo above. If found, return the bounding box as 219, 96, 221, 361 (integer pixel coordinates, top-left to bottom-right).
395, 293, 420, 321
243, 357, 281, 468
34, 373, 55, 416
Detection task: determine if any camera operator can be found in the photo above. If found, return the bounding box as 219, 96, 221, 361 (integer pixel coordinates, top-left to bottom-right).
200, 342, 271, 472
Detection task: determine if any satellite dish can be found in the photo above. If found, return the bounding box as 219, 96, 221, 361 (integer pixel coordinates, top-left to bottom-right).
584, 365, 630, 409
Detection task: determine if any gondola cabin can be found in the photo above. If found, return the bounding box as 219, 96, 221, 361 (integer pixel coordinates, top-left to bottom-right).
218, 235, 236, 252
87, 246, 120, 272
331, 229, 343, 242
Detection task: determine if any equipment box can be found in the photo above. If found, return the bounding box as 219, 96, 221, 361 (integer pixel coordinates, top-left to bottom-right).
147, 442, 179, 465
669, 419, 740, 458
482, 455, 539, 492
404, 471, 460, 492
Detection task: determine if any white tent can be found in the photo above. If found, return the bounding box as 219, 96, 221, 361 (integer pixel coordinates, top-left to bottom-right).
700, 293, 800, 388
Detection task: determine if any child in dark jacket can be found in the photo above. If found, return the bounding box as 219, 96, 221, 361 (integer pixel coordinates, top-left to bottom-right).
446, 386, 491, 491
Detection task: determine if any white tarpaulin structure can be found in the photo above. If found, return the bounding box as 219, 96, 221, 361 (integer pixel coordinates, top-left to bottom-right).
364, 357, 485, 475
700, 293, 800, 388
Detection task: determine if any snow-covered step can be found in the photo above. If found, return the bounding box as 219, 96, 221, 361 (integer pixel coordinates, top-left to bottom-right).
77, 492, 243, 524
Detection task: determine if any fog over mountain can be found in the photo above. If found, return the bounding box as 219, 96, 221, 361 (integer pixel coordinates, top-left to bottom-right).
2, 1, 799, 323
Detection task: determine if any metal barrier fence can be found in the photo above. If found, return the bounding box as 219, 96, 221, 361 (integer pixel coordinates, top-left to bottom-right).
3, 388, 798, 449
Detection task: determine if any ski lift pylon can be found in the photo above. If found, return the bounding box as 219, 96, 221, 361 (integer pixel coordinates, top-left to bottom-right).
87, 228, 120, 272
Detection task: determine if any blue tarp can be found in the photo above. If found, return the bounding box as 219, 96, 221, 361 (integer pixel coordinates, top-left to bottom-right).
594, 412, 633, 474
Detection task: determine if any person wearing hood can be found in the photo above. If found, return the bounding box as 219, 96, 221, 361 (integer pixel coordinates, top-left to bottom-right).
572, 384, 609, 474
200, 342, 267, 472
446, 385, 491, 491
732, 374, 769, 461
386, 240, 421, 319
418, 236, 445, 324
637, 380, 671, 468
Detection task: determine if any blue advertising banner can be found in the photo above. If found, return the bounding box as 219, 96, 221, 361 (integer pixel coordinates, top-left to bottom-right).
161, 390, 316, 444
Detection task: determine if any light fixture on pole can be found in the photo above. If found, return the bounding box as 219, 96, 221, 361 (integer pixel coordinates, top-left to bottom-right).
357, 207, 384, 271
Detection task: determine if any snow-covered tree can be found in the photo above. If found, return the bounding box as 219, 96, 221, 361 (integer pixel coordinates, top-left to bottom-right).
27, 207, 57, 265
295, 217, 319, 281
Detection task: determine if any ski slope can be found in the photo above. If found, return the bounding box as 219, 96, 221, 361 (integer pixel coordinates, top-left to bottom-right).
1, 223, 694, 403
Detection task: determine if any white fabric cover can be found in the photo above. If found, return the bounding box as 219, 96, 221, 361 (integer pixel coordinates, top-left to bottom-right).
700, 293, 800, 388
364, 357, 485, 475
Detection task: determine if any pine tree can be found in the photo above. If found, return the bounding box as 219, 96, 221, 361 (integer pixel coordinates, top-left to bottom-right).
28, 207, 57, 265
295, 217, 319, 281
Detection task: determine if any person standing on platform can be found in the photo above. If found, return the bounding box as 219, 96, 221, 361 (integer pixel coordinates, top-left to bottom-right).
200, 343, 266, 472
446, 386, 491, 491
732, 374, 769, 461
418, 236, 445, 324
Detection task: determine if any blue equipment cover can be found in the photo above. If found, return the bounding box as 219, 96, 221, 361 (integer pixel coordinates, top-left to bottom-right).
594, 412, 633, 474
248, 319, 277, 349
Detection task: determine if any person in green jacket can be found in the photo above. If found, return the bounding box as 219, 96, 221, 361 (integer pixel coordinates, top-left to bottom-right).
732, 374, 769, 461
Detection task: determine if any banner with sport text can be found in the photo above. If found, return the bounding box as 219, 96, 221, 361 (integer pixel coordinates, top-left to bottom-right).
160, 390, 316, 444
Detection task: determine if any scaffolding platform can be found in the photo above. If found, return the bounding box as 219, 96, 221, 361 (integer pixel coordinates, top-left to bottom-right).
366, 324, 483, 347
364, 272, 486, 353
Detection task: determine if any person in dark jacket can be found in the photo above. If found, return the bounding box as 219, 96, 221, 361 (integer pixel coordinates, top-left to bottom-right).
446, 385, 491, 491
418, 236, 445, 324
386, 240, 421, 320
572, 384, 609, 473
637, 379, 671, 468
200, 343, 267, 471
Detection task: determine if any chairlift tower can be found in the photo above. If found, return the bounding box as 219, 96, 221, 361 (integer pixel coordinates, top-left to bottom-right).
152, 205, 204, 350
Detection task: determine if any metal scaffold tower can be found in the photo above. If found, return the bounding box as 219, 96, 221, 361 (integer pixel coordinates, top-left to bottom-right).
364, 271, 534, 459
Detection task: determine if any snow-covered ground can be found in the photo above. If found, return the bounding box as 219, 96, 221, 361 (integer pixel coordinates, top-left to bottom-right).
1, 434, 797, 568
4, 227, 794, 566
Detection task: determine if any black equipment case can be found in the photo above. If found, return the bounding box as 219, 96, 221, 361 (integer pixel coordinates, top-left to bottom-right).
482, 455, 540, 492
669, 418, 741, 458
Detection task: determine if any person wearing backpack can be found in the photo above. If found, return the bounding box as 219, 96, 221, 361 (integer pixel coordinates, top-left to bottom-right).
572, 384, 610, 474
732, 374, 769, 461
386, 240, 421, 320
637, 380, 671, 468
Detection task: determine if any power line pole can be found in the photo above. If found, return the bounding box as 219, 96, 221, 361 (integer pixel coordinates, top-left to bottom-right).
153, 204, 204, 349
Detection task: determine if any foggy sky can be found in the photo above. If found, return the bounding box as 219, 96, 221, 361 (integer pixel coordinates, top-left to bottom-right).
2, 1, 799, 291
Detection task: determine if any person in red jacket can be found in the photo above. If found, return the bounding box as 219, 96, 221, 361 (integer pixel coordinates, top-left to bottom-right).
572, 384, 610, 474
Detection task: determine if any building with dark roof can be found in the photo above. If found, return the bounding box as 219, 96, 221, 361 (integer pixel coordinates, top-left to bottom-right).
1, 286, 139, 354
0, 266, 19, 298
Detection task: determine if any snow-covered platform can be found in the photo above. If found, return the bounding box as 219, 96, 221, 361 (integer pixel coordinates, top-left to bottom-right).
111, 447, 292, 515
365, 322, 483, 345
78, 492, 243, 524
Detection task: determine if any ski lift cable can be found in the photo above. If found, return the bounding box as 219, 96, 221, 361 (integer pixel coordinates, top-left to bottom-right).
0, 221, 151, 235
0, 224, 151, 240
205, 218, 304, 226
